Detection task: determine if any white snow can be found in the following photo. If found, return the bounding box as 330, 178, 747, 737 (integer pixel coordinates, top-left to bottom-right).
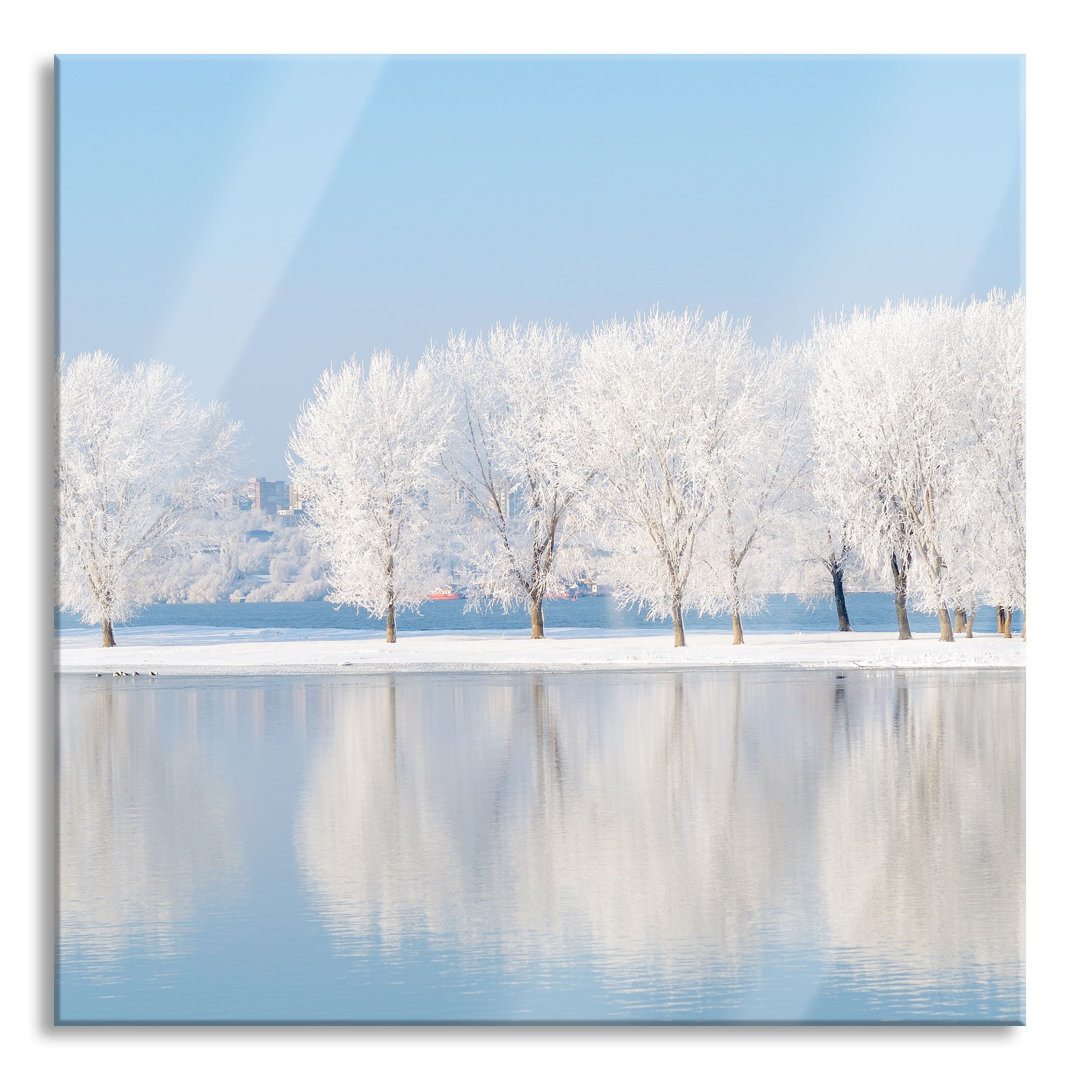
55, 625, 1026, 675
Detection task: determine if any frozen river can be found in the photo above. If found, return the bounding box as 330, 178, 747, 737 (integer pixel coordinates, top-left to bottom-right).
56, 667, 1025, 1024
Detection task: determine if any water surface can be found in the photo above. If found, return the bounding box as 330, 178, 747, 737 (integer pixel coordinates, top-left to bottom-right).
54, 592, 1023, 637
56, 668, 1024, 1023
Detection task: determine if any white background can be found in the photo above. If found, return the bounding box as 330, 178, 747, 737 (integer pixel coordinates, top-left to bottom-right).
4, 3, 1074, 1076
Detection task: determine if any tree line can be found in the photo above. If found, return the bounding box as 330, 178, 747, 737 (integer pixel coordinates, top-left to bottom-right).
56, 292, 1025, 647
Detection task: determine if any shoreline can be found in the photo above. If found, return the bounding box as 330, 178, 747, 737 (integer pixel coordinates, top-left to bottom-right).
55, 625, 1026, 675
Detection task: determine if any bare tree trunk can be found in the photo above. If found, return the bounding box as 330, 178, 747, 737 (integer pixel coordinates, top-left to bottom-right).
1003, 609, 1013, 639
385, 551, 397, 643
1022, 609, 1026, 642
102, 619, 116, 648
997, 606, 1006, 634
831, 564, 852, 631
937, 606, 954, 642
964, 608, 975, 638
672, 600, 686, 648
954, 609, 966, 633
732, 611, 744, 645
530, 597, 545, 640
891, 553, 912, 641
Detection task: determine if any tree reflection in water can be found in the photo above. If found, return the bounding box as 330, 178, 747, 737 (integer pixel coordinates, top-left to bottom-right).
293, 669, 1023, 997
57, 668, 1022, 1020
58, 681, 245, 972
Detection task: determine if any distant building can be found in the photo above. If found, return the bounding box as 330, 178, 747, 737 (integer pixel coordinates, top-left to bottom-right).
248, 478, 302, 517
276, 504, 305, 525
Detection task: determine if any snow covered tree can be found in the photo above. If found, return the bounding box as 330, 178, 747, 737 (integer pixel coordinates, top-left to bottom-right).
696, 341, 805, 644
789, 339, 880, 633
789, 481, 860, 632
56, 352, 241, 646
818, 527, 856, 631
426, 322, 591, 639
808, 308, 910, 636
809, 298, 1004, 643
578, 309, 800, 646
288, 352, 449, 643
961, 290, 1025, 637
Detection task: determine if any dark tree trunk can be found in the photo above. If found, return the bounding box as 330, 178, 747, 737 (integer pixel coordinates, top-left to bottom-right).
937, 606, 954, 642
1003, 609, 1013, 639
731, 611, 744, 645
997, 606, 1006, 634
672, 600, 686, 648
530, 597, 545, 640
831, 564, 852, 632
891, 553, 912, 640
384, 551, 397, 643
954, 609, 966, 633
102, 619, 115, 648
964, 607, 975, 638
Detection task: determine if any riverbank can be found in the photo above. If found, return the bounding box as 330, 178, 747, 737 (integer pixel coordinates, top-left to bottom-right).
56, 624, 1026, 674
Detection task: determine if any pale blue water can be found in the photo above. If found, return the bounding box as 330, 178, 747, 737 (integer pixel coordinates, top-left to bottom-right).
54, 592, 1023, 637
56, 668, 1024, 1024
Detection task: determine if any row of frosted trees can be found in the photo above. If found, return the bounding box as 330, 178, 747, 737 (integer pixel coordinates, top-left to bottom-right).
56, 292, 1024, 647
807, 293, 1025, 643
288, 292, 1025, 646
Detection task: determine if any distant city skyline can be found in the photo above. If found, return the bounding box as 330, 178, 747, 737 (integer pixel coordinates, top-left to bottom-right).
57, 54, 1024, 476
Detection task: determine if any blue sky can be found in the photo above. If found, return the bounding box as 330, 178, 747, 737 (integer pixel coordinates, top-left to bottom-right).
56, 55, 1024, 476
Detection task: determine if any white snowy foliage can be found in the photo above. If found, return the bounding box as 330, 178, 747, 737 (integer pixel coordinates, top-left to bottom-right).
808, 293, 1025, 634
784, 469, 861, 600
696, 341, 805, 622
56, 352, 241, 638
138, 510, 330, 604
288, 352, 449, 629
786, 347, 874, 610
58, 294, 1023, 644
427, 322, 592, 630
811, 301, 969, 628
232, 522, 330, 602
963, 291, 1026, 612
578, 309, 802, 643
147, 508, 246, 603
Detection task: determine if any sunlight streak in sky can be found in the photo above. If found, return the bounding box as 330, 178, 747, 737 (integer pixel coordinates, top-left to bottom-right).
151, 58, 385, 404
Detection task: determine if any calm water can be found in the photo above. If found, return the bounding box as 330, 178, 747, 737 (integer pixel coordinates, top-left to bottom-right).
54, 593, 1022, 638
56, 668, 1024, 1024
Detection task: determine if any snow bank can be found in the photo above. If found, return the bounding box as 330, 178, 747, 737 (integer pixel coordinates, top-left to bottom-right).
56, 625, 1026, 675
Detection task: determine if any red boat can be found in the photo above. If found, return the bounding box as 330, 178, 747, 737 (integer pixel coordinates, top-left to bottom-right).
427, 587, 462, 600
